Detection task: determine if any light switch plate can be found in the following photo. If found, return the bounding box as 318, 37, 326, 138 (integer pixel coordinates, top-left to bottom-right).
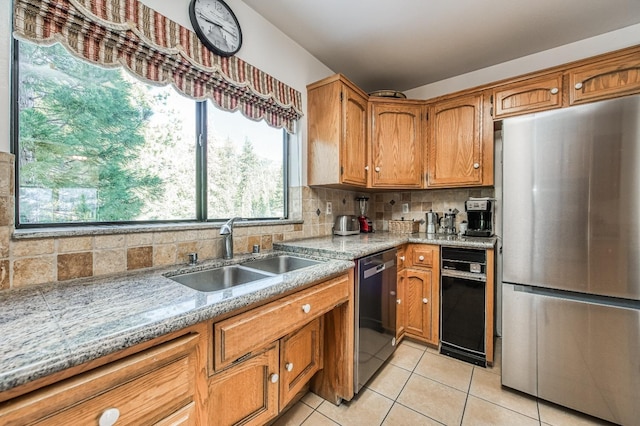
326, 202, 332, 215
402, 203, 409, 213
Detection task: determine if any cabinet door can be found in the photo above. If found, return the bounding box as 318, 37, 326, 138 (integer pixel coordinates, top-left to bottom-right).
427, 93, 485, 187
404, 268, 433, 342
370, 101, 423, 188
280, 318, 323, 410
493, 73, 563, 118
208, 345, 279, 426
307, 75, 368, 188
341, 86, 368, 186
568, 53, 640, 105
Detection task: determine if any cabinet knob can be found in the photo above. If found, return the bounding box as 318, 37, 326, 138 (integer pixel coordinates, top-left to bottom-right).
301, 304, 311, 314
375, 166, 381, 172
285, 362, 294, 372
550, 87, 559, 95
423, 298, 429, 304
270, 373, 279, 383
365, 165, 369, 171
99, 408, 120, 426
397, 298, 401, 305
418, 255, 425, 261
399, 256, 405, 261
473, 163, 480, 169
575, 82, 583, 90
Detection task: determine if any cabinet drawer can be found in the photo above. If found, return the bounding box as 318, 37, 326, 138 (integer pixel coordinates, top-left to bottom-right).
0, 334, 199, 426
214, 275, 349, 371
409, 246, 437, 268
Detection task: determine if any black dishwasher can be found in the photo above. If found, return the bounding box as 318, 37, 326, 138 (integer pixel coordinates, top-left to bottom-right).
354, 248, 397, 393
440, 247, 487, 367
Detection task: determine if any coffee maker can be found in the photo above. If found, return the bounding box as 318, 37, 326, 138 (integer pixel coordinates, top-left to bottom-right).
356, 196, 373, 233
464, 198, 494, 237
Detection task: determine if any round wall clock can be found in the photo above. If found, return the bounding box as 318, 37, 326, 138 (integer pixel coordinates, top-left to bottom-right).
189, 0, 242, 57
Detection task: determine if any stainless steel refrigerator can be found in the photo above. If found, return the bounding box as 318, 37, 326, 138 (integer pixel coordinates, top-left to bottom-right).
501, 95, 640, 425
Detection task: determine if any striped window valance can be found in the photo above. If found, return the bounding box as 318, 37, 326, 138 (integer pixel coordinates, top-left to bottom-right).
13, 0, 303, 133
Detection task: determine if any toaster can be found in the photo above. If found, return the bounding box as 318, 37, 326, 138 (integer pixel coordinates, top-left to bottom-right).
333, 215, 360, 235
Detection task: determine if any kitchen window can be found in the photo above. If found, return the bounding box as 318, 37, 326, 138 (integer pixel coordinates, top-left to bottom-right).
13, 40, 287, 226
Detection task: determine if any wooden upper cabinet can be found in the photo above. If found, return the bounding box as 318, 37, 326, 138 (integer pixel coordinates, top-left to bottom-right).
568, 53, 640, 105
492, 73, 563, 118
427, 92, 493, 188
369, 99, 423, 188
307, 74, 368, 187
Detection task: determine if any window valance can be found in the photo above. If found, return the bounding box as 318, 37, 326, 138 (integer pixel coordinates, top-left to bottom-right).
13, 0, 303, 133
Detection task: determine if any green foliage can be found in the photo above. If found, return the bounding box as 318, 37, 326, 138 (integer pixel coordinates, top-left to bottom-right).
18, 42, 165, 223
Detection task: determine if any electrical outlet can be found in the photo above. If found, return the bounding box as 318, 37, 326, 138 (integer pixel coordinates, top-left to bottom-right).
402, 203, 409, 214
326, 202, 332, 215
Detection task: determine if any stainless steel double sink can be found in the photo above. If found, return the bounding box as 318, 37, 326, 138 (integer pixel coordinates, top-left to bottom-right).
167, 255, 322, 293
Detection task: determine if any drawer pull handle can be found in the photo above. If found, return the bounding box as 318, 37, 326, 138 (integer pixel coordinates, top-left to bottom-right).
99, 408, 120, 426
550, 87, 559, 95
302, 304, 311, 314
473, 162, 480, 169
375, 166, 381, 172
423, 298, 429, 304
365, 165, 369, 171
575, 82, 583, 90
399, 256, 405, 261
418, 255, 425, 261
270, 373, 279, 383
285, 362, 294, 372
397, 298, 401, 305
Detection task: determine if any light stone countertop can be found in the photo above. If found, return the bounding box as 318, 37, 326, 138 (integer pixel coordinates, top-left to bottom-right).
0, 251, 353, 394
0, 231, 496, 395
274, 232, 497, 260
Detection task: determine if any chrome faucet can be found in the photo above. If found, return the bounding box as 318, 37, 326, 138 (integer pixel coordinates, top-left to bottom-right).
220, 217, 242, 259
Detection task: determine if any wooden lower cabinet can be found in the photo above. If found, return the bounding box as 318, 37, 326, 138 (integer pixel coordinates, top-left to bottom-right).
403, 245, 440, 347
280, 318, 324, 410
0, 333, 202, 426
395, 246, 407, 342
403, 268, 434, 343
208, 345, 280, 426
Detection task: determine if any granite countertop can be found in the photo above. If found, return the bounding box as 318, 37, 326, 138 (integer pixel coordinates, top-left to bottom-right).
0, 251, 353, 394
0, 231, 496, 396
274, 231, 497, 260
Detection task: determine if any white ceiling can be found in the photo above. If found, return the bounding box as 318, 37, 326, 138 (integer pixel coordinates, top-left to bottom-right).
242, 0, 640, 93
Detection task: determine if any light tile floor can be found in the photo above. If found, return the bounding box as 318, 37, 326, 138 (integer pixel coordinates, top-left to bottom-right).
274, 338, 615, 426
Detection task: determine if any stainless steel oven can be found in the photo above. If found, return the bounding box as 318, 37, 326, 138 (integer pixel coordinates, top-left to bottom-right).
440, 247, 487, 366
354, 248, 397, 393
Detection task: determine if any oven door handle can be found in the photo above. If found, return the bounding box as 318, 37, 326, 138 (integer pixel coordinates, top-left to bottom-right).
441, 270, 486, 282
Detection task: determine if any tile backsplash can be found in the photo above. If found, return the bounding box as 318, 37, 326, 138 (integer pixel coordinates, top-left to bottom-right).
0, 151, 494, 289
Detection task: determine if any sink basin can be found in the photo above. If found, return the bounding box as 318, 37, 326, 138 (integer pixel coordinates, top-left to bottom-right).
241, 255, 321, 274
169, 265, 272, 292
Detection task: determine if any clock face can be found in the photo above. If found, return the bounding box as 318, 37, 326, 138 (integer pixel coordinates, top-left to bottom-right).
190, 0, 242, 56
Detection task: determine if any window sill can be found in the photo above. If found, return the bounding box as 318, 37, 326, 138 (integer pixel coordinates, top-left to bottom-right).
12, 219, 304, 240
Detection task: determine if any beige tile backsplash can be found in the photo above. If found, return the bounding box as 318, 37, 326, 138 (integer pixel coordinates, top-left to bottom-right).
0, 151, 494, 288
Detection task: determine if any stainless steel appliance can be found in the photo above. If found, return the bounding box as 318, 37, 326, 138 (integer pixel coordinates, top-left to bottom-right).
426, 210, 439, 234
356, 196, 373, 233
439, 208, 458, 234
354, 248, 397, 393
464, 198, 494, 237
502, 95, 640, 425
440, 247, 487, 366
333, 215, 360, 236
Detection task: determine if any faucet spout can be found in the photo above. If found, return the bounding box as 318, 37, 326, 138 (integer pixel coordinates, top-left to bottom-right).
220, 217, 242, 259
